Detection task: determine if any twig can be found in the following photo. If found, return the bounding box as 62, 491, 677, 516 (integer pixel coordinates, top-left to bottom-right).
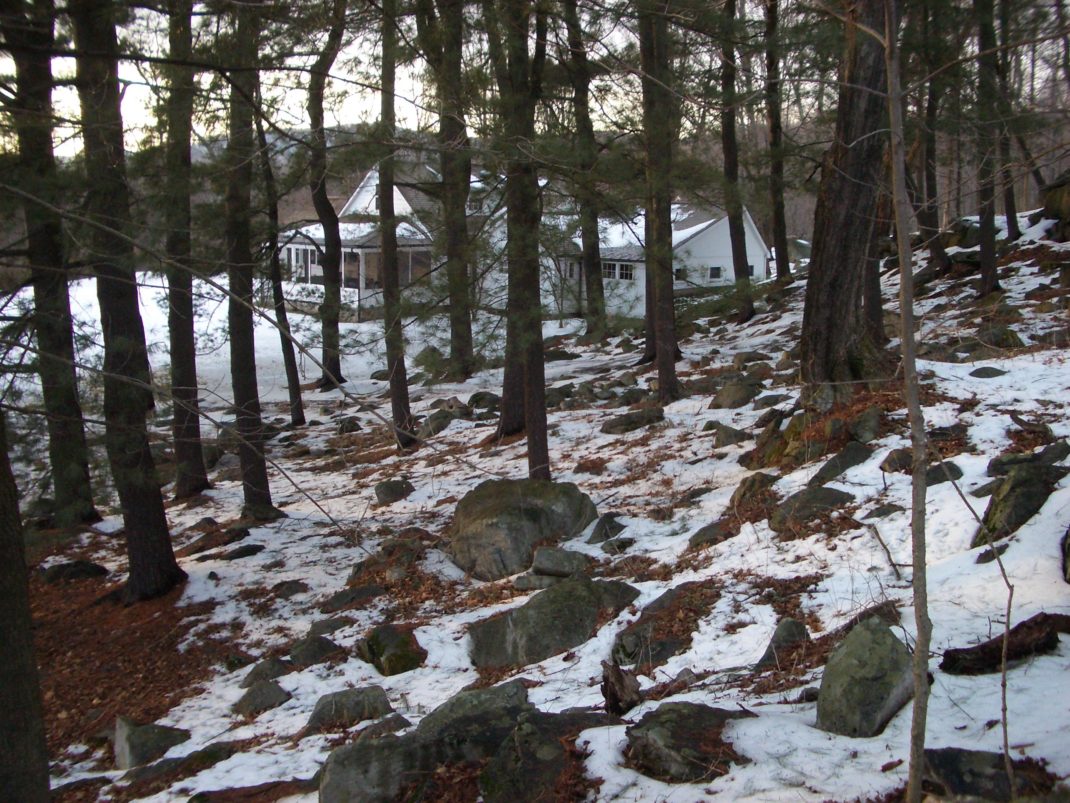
865, 523, 903, 581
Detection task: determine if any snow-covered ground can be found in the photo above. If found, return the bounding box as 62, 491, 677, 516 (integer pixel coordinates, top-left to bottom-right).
13, 218, 1070, 801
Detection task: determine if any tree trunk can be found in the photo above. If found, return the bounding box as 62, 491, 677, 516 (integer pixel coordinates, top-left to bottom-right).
639, 0, 680, 403
71, 0, 186, 601
165, 0, 209, 499
997, 0, 1020, 241
484, 0, 551, 478
308, 0, 347, 389
918, 0, 952, 273
799, 0, 887, 411
721, 0, 754, 324
884, 5, 931, 800
975, 0, 1002, 297
3, 0, 99, 527
865, 177, 892, 347
380, 0, 417, 449
225, 1, 281, 521
415, 0, 476, 380
765, 0, 791, 282
563, 0, 607, 339
0, 414, 51, 803
254, 82, 305, 428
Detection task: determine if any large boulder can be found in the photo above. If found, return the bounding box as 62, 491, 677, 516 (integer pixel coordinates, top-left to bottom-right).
971, 463, 1069, 548
319, 681, 532, 803
600, 406, 664, 435
625, 702, 754, 783
815, 617, 913, 737
468, 576, 638, 669
446, 479, 598, 581
925, 747, 1039, 801
306, 686, 393, 731
768, 487, 855, 538
114, 717, 191, 770
479, 710, 617, 803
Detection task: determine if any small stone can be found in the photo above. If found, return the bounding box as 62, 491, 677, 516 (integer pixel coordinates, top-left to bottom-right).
808, 442, 874, 487
754, 618, 810, 671
289, 635, 343, 668
601, 536, 635, 554
708, 380, 763, 410
319, 585, 385, 614
114, 717, 191, 770
41, 560, 109, 584
232, 680, 291, 718
880, 448, 913, 473
688, 519, 735, 551
309, 616, 355, 637
271, 579, 309, 599
768, 487, 854, 537
925, 461, 963, 486
599, 406, 665, 435
864, 504, 905, 520
588, 512, 625, 544
849, 405, 882, 443
356, 624, 426, 676
374, 479, 415, 505
730, 472, 778, 508
706, 421, 751, 447
753, 393, 790, 410
513, 574, 562, 591
531, 547, 591, 577
969, 366, 1008, 378
239, 656, 292, 689
338, 416, 363, 434
219, 544, 265, 561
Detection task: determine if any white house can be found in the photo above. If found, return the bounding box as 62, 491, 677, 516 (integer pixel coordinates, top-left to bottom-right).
545, 205, 771, 319
280, 163, 770, 321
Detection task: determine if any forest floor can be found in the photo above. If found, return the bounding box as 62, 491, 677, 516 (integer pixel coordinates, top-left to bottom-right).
17, 214, 1070, 802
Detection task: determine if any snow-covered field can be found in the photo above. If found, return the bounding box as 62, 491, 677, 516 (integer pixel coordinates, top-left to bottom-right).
14, 219, 1070, 801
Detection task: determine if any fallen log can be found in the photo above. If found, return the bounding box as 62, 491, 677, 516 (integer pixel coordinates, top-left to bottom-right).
940, 612, 1070, 675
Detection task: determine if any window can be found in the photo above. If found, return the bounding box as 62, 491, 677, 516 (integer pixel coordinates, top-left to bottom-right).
466, 196, 483, 214
618, 263, 634, 281
602, 261, 617, 279
674, 267, 688, 282
708, 266, 723, 281
747, 264, 755, 277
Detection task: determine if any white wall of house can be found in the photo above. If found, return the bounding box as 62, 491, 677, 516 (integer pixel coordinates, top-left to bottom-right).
673, 210, 770, 290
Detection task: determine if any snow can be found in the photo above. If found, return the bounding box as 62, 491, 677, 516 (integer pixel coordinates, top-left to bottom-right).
15, 211, 1070, 801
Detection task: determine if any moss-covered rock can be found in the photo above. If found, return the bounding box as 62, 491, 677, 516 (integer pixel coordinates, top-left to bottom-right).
357, 624, 427, 676
972, 464, 1069, 548
625, 702, 754, 783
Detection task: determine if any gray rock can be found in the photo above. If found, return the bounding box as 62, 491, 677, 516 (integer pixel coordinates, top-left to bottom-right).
600, 406, 665, 435
289, 635, 343, 667
374, 479, 415, 505
705, 421, 751, 447
240, 656, 292, 688
356, 624, 426, 676
924, 747, 1035, 801
309, 616, 354, 637
601, 536, 635, 554
864, 503, 905, 520
232, 680, 292, 718
219, 544, 265, 561
338, 416, 363, 434
307, 686, 393, 731
447, 479, 598, 581
976, 324, 1024, 349
808, 442, 874, 487
531, 546, 591, 577
468, 390, 501, 410
730, 472, 778, 509
121, 741, 236, 784
768, 487, 855, 537
370, 368, 390, 381
754, 618, 810, 671
114, 716, 191, 770
319, 585, 385, 614
926, 460, 963, 486
513, 574, 562, 591
709, 380, 763, 410
417, 409, 454, 439
41, 560, 108, 584
612, 582, 714, 667
972, 463, 1069, 547
688, 519, 735, 551
988, 440, 1070, 477
479, 710, 618, 803
880, 448, 913, 473
849, 405, 882, 444
319, 732, 437, 803
971, 478, 1003, 498
588, 512, 625, 543
625, 702, 754, 783
271, 579, 309, 599
816, 617, 913, 737
416, 679, 532, 749
969, 366, 1008, 378
753, 393, 790, 410
732, 350, 771, 369
468, 576, 638, 669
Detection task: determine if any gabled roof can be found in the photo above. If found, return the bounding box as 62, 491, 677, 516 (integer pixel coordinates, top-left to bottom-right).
552, 204, 723, 260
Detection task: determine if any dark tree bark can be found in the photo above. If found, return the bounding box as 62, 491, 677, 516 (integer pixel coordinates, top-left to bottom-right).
165, 0, 209, 499
380, 0, 417, 449
721, 0, 754, 324
997, 0, 1020, 241
308, 0, 347, 389
864, 177, 892, 347
764, 0, 792, 282
799, 0, 888, 410
253, 84, 305, 428
975, 0, 1001, 297
484, 0, 551, 479
639, 0, 681, 403
415, 0, 476, 379
1, 0, 99, 527
71, 0, 186, 600
0, 414, 50, 803
225, 1, 282, 521
563, 0, 607, 338
918, 0, 951, 273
